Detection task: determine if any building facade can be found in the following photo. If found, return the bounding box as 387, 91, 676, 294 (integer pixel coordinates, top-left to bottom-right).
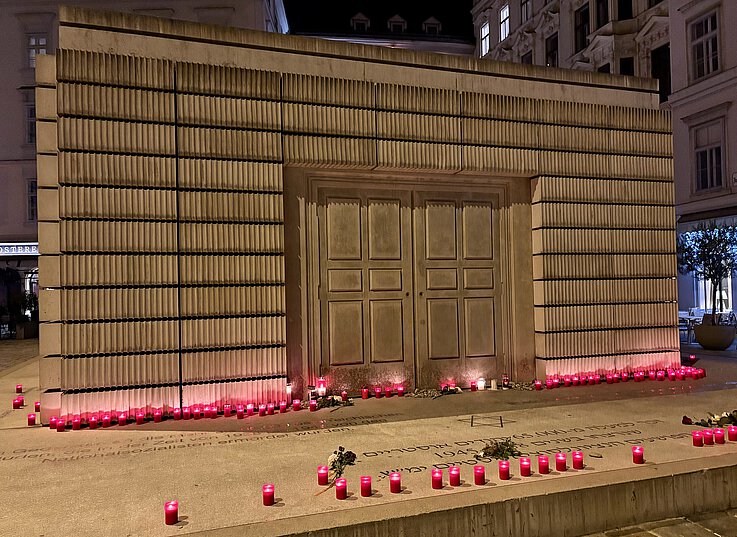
0, 0, 287, 314
37, 7, 677, 423
670, 0, 737, 313
472, 0, 671, 102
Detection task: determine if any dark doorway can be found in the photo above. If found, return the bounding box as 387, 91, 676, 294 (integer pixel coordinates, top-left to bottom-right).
651, 43, 671, 103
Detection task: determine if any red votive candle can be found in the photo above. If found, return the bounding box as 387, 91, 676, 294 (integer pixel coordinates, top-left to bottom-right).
118, 412, 127, 426
154, 409, 163, 423
203, 406, 211, 419
498, 460, 510, 480
648, 371, 656, 380
360, 475, 372, 497
534, 380, 542, 391
613, 373, 620, 383
259, 404, 267, 417
563, 376, 571, 387
341, 391, 348, 402
471, 382, 478, 392
262, 484, 275, 506
632, 446, 644, 464
335, 478, 347, 500
72, 416, 81, 430
606, 374, 613, 384
545, 379, 553, 389
728, 426, 737, 441
553, 378, 560, 388
676, 369, 684, 380
164, 500, 178, 525
27, 413, 36, 426
56, 419, 65, 432
389, 472, 401, 493
181, 407, 190, 420
89, 416, 98, 429
572, 451, 584, 469
668, 370, 676, 381
362, 388, 369, 399
572, 375, 580, 386
703, 429, 714, 445
223, 404, 232, 418
621, 372, 629, 382
266, 403, 274, 416
397, 386, 405, 397
279, 401, 287, 413
102, 414, 111, 427
49, 415, 57, 429
555, 453, 567, 472
520, 457, 531, 477
16, 384, 22, 393
656, 371, 665, 381
449, 466, 461, 486
374, 387, 382, 398
309, 400, 317, 412
292, 399, 301, 411
317, 465, 329, 486
431, 468, 443, 489
247, 403, 255, 417
136, 412, 145, 425
714, 428, 725, 444
538, 455, 549, 474
172, 408, 181, 420
12, 398, 21, 409
692, 430, 704, 447
473, 465, 486, 485
235, 405, 244, 419
689, 354, 696, 362
34, 401, 41, 412
385, 387, 392, 398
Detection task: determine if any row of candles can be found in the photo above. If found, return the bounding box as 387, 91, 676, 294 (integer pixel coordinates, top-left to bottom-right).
692, 427, 737, 445
533, 366, 706, 390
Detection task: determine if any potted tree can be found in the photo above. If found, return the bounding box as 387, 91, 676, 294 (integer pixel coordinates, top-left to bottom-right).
677, 223, 737, 350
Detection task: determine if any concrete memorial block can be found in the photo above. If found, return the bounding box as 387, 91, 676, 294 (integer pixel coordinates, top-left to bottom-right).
36, 6, 678, 420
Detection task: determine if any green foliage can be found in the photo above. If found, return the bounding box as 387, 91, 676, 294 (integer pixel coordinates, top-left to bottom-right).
475, 437, 522, 460
677, 222, 737, 323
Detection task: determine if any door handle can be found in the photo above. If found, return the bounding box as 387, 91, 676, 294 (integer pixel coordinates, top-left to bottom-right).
405, 292, 410, 297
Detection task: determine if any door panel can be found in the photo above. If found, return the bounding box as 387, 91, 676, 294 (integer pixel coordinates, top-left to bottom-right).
328, 301, 364, 365
369, 300, 405, 363
427, 298, 460, 359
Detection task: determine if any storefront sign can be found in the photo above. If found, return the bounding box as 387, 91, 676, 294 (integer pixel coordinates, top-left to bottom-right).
0, 243, 39, 256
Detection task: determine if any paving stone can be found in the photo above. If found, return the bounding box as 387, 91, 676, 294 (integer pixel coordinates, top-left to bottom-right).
688, 512, 737, 537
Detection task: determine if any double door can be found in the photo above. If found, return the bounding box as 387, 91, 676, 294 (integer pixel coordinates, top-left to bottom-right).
316, 185, 501, 389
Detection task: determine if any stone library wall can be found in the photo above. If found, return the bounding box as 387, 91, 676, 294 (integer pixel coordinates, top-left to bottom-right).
36, 15, 678, 419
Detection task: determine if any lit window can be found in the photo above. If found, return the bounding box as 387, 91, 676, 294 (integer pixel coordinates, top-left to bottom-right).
25, 104, 36, 145
521, 0, 531, 23
27, 34, 47, 69
694, 121, 723, 191
480, 21, 490, 56
27, 180, 37, 221
690, 11, 719, 80
500, 4, 510, 41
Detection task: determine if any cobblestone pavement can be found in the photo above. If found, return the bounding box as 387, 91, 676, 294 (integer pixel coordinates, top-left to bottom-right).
0, 338, 38, 373
585, 511, 737, 537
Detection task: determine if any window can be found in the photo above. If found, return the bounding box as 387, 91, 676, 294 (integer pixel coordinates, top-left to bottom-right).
597, 63, 611, 73
545, 33, 558, 67
27, 34, 47, 69
521, 0, 531, 23
480, 21, 490, 56
574, 4, 590, 53
619, 56, 634, 76
354, 20, 367, 32
651, 44, 671, 103
25, 104, 36, 145
596, 0, 608, 28
521, 51, 533, 64
694, 121, 723, 191
500, 4, 510, 41
387, 15, 407, 33
690, 11, 719, 80
27, 181, 37, 221
351, 13, 370, 32
423, 17, 442, 35
618, 0, 632, 20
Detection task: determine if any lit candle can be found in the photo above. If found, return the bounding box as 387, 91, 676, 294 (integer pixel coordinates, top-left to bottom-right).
292, 399, 301, 411
668, 370, 676, 381
317, 465, 329, 486
210, 406, 218, 418
534, 380, 542, 391
675, 370, 684, 380
473, 465, 486, 485
563, 376, 571, 387
89, 416, 98, 429
606, 374, 613, 384
689, 354, 696, 362
193, 407, 201, 420
164, 500, 178, 525
183, 407, 191, 420
72, 416, 81, 430
385, 387, 392, 398
714, 428, 725, 444
613, 373, 621, 383
703, 429, 714, 445
471, 381, 477, 392
12, 398, 21, 409
262, 484, 275, 506
656, 371, 665, 381
519, 457, 531, 477
259, 404, 266, 417
360, 475, 372, 497
17, 395, 25, 407
632, 445, 644, 464
538, 455, 549, 474
173, 408, 181, 420
34, 401, 41, 412
685, 367, 693, 378
621, 372, 629, 383
555, 453, 567, 472
118, 412, 127, 426
341, 391, 348, 402
266, 403, 274, 416
477, 378, 486, 390
362, 388, 369, 399
203, 406, 211, 419
389, 472, 401, 493
247, 404, 254, 417
154, 409, 163, 423
56, 419, 65, 432
136, 412, 145, 425
397, 386, 405, 397
102, 414, 111, 428
236, 405, 244, 419
335, 478, 347, 500
49, 416, 57, 429
15, 384, 22, 394
699, 368, 707, 378
498, 460, 510, 480
572, 375, 580, 386
545, 379, 553, 389
224, 404, 232, 418
431, 468, 443, 489
374, 387, 382, 399
449, 466, 461, 486
648, 371, 656, 380
27, 413, 36, 426
309, 400, 317, 412
692, 430, 703, 447
552, 378, 560, 388
728, 426, 737, 442
279, 401, 287, 413
572, 451, 584, 470
286, 383, 292, 402
316, 377, 327, 397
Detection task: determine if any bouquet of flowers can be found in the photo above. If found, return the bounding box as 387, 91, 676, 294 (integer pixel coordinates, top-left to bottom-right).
316, 446, 356, 493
